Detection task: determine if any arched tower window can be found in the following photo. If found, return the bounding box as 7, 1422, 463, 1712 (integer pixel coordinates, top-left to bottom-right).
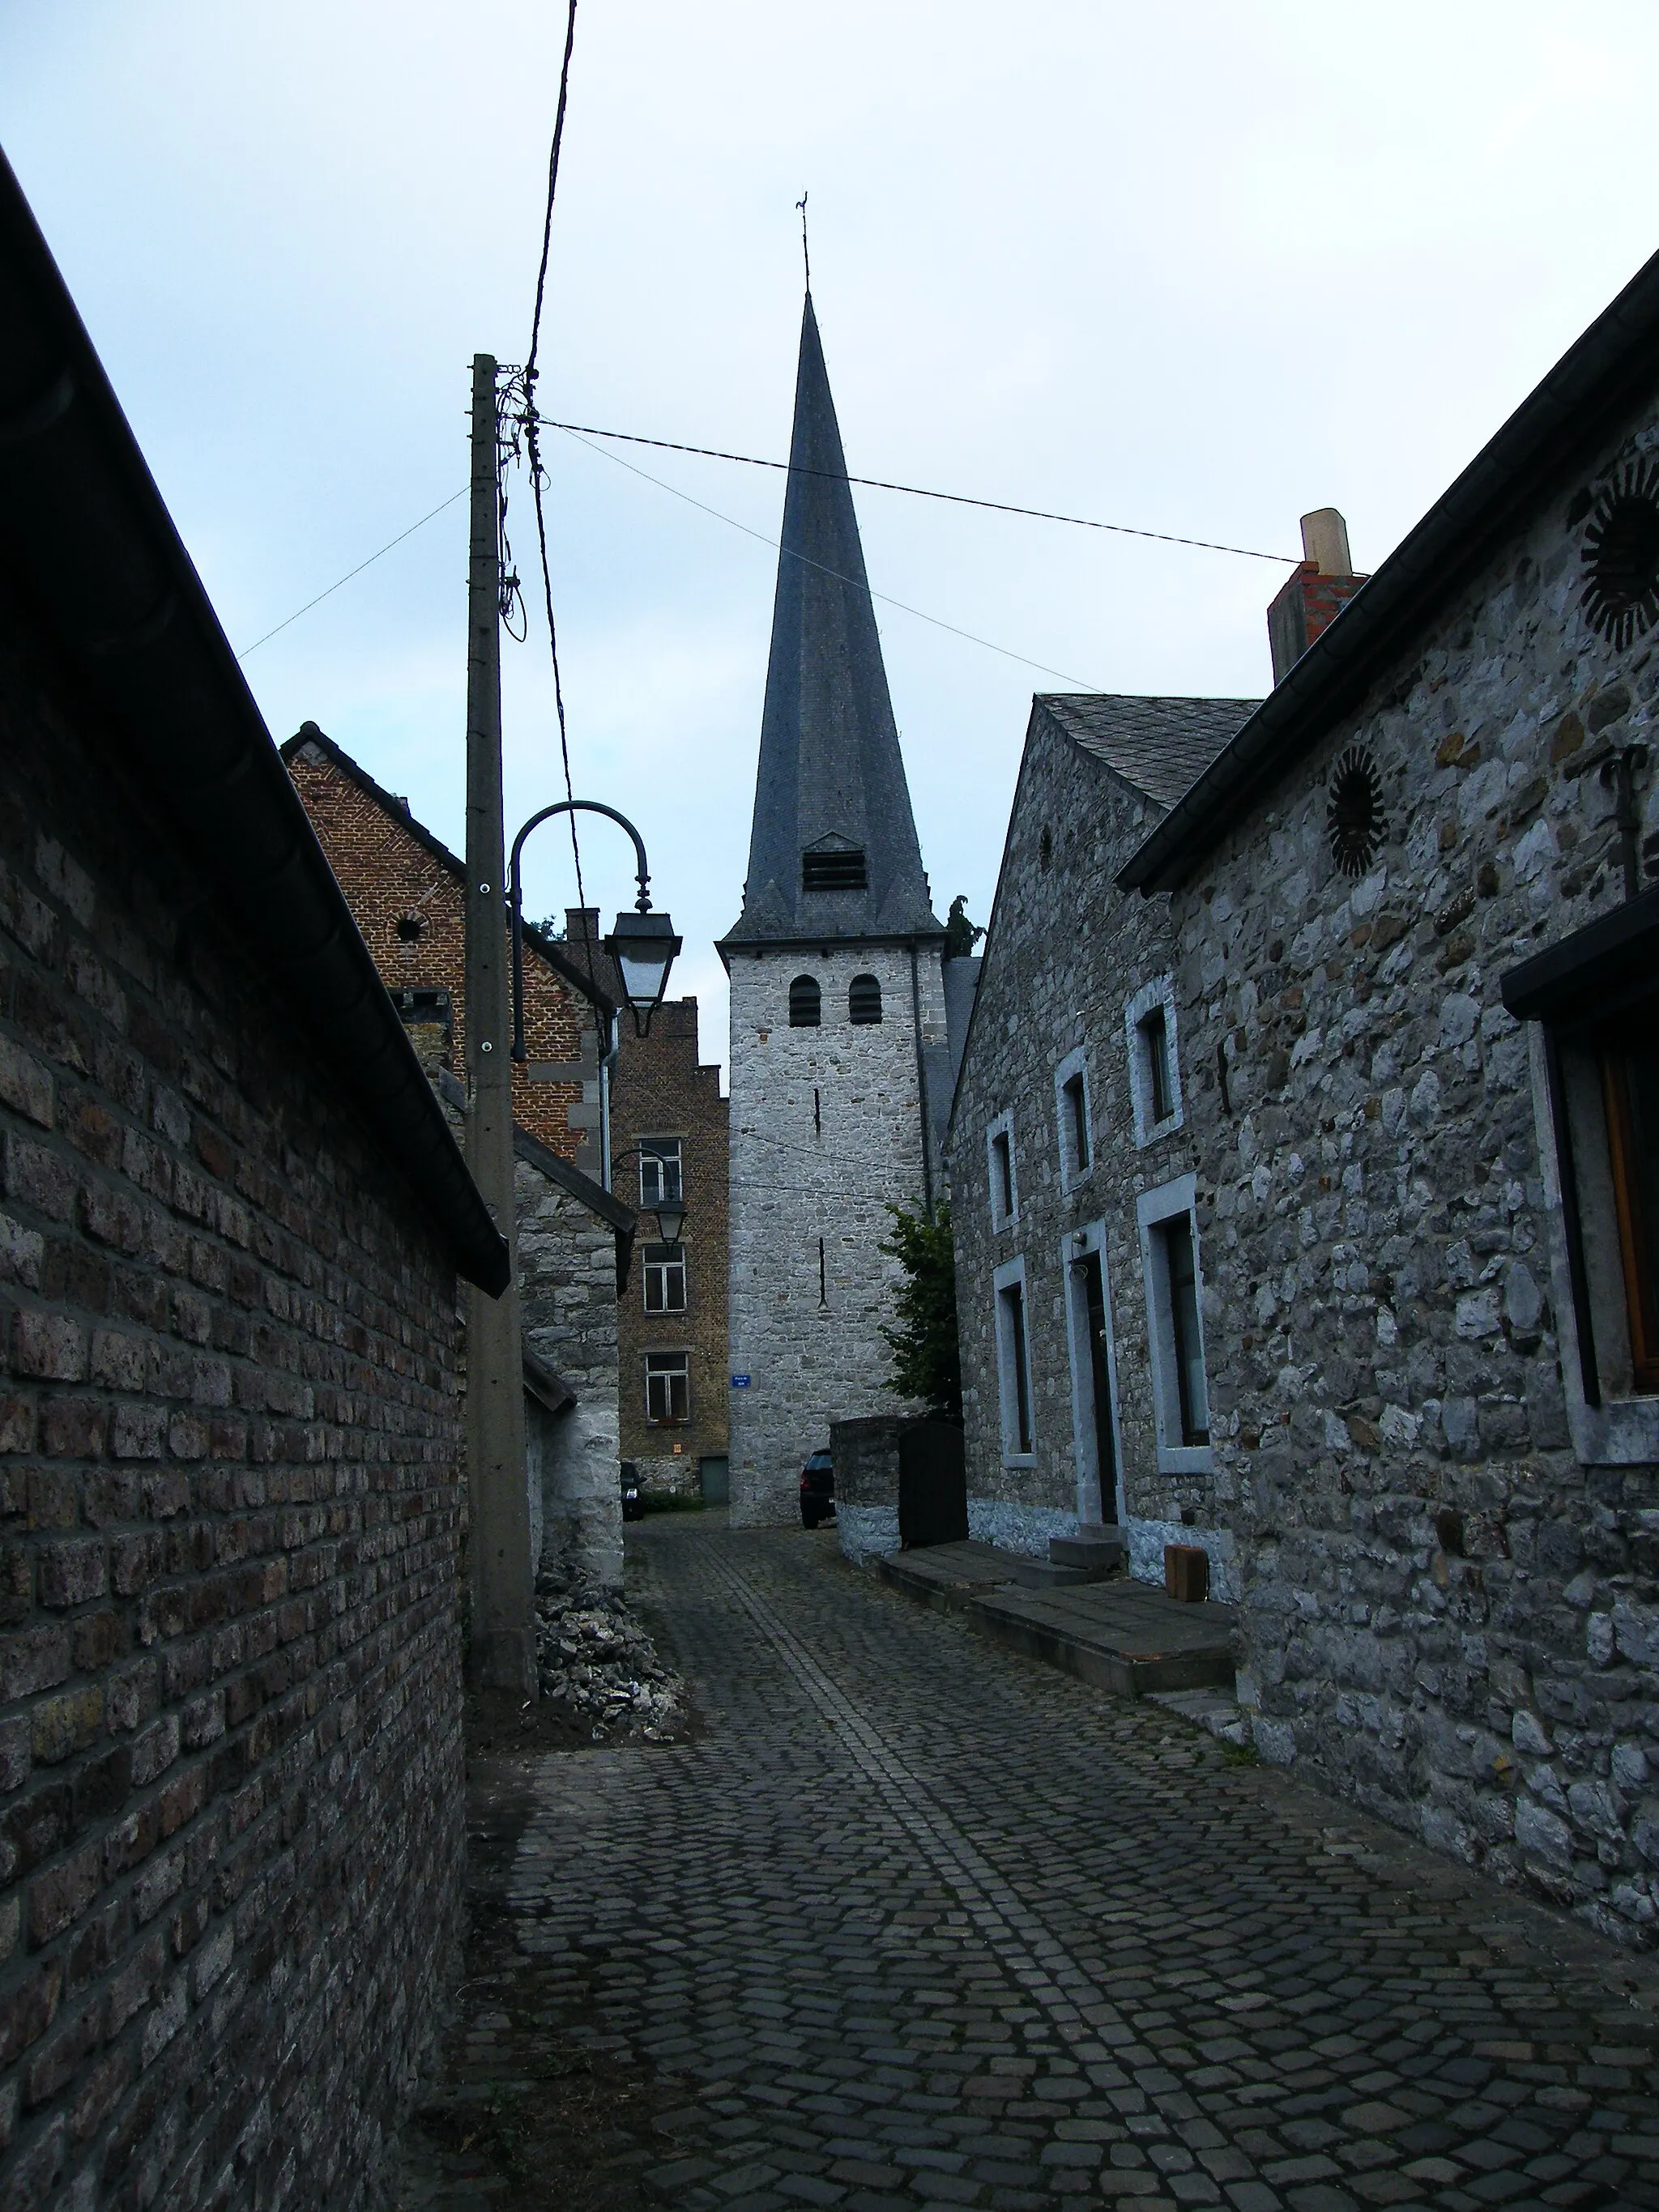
849, 974, 883, 1025
789, 974, 821, 1028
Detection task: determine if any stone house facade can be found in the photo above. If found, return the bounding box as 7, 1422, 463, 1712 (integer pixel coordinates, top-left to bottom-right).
947, 697, 1253, 1580
287, 740, 633, 1588
1115, 255, 1659, 1941
951, 247, 1659, 1939
0, 160, 506, 2206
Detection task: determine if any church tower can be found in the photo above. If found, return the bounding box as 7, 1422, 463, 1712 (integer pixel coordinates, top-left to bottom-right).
720, 294, 948, 1527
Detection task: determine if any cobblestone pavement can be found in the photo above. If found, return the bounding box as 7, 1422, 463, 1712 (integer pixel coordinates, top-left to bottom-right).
397, 1520, 1659, 2212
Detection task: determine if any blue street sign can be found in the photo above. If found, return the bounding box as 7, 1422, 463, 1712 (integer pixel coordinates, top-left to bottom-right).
730, 1374, 752, 1389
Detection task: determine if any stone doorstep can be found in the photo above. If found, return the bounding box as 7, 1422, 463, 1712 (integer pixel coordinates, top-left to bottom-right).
868, 1543, 1238, 1700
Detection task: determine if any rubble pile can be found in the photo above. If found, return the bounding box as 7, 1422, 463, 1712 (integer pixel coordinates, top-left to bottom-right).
534, 1568, 688, 1741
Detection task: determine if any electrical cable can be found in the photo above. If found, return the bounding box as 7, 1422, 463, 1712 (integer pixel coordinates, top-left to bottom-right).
235, 485, 468, 658
556, 422, 1109, 692
533, 416, 1296, 564
521, 0, 597, 995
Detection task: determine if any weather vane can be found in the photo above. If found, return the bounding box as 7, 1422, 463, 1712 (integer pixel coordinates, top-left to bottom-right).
796, 190, 810, 292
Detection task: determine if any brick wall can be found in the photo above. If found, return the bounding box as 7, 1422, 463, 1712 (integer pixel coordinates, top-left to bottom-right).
1, 629, 465, 2202
611, 999, 728, 1495
284, 735, 593, 1166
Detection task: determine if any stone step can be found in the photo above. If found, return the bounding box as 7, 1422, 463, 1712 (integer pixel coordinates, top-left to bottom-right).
1047, 1529, 1125, 1571
1006, 1556, 1110, 1589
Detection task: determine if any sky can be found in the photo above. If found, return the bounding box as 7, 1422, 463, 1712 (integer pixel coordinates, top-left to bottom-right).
6, 3, 1659, 1083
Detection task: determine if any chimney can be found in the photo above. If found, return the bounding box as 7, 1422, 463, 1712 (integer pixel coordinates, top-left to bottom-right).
1267, 508, 1367, 685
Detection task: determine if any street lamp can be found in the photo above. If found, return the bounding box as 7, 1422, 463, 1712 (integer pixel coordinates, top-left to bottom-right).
509, 798, 681, 1056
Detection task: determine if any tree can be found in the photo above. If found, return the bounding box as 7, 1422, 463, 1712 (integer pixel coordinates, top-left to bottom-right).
879, 1203, 963, 1425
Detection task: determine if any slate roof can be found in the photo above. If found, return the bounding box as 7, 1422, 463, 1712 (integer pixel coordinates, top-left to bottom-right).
722, 295, 940, 950
1037, 693, 1260, 810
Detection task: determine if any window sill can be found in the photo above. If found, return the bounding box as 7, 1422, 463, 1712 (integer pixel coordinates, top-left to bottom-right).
1155, 1442, 1214, 1476
1134, 1115, 1183, 1151
1567, 1393, 1659, 1468
1001, 1452, 1036, 1471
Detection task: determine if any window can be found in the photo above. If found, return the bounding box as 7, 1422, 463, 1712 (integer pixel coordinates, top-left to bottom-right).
1603, 1035, 1659, 1392
645, 1351, 690, 1423
638, 1137, 682, 1208
849, 974, 883, 1025
994, 1259, 1034, 1460
802, 846, 867, 891
789, 975, 821, 1027
1054, 1047, 1091, 1190
642, 1243, 687, 1315
1142, 1007, 1174, 1123
1137, 1174, 1211, 1470
1125, 977, 1183, 1144
1503, 901, 1659, 1459
1159, 1214, 1209, 1445
986, 1113, 1017, 1229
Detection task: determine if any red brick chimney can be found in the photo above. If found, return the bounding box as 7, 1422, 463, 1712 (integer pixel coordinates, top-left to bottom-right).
1268, 508, 1367, 684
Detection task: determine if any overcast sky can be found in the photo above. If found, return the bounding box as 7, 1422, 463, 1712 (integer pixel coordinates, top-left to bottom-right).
6, 3, 1659, 1081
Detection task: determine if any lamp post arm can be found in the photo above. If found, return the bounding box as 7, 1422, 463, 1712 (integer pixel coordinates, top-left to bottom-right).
509, 798, 654, 1063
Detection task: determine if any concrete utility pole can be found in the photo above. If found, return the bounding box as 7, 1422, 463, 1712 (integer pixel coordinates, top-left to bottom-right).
464, 352, 535, 1696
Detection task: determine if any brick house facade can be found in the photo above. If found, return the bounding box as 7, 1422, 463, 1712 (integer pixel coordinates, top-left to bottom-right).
607, 991, 728, 1499
0, 158, 505, 2205
284, 737, 633, 1586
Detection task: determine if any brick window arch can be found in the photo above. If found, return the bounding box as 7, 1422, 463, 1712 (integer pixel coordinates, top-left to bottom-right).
789, 974, 821, 1027
849, 973, 882, 1025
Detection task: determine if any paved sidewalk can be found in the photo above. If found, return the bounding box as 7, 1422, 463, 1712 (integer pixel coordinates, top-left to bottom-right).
396, 1520, 1659, 2211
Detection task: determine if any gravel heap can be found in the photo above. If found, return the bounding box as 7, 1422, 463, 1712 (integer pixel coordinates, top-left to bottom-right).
534, 1568, 688, 1742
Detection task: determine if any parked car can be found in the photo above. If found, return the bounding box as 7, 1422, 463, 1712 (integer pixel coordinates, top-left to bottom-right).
799, 1449, 835, 1528
621, 1462, 643, 1522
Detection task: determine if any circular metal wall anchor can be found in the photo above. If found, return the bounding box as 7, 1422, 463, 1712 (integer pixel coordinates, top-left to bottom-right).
1326, 745, 1386, 879
1582, 458, 1659, 648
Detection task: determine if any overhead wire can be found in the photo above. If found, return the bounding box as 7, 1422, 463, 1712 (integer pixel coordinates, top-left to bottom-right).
531, 416, 1297, 564
554, 421, 1110, 692
519, 0, 594, 989
235, 485, 468, 658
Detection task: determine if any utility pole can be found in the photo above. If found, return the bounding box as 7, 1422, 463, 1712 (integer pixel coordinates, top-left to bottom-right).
463, 352, 535, 1696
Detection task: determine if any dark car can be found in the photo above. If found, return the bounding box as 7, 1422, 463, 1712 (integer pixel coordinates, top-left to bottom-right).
799, 1449, 834, 1528
621, 1462, 643, 1522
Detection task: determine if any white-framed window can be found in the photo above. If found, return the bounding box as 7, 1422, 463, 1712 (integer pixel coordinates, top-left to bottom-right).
1125, 976, 1183, 1146
993, 1255, 1035, 1463
639, 1137, 683, 1208
645, 1350, 690, 1423
986, 1110, 1018, 1230
1137, 1174, 1212, 1473
642, 1242, 686, 1315
1054, 1046, 1092, 1191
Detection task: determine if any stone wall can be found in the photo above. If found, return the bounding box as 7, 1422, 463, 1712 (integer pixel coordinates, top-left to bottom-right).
727, 942, 943, 1524
830, 1417, 906, 1563
1, 636, 465, 2200
948, 707, 1240, 1579
1172, 395, 1659, 1937
515, 1154, 621, 1590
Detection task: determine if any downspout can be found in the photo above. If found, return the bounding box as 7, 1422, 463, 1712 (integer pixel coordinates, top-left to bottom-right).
909, 939, 935, 1221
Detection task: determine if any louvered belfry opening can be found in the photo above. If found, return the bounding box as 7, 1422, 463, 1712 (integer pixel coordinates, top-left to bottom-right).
849, 974, 883, 1025
802, 846, 867, 892
789, 974, 821, 1027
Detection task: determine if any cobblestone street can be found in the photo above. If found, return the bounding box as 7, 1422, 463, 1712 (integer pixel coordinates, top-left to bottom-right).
397, 1521, 1659, 2212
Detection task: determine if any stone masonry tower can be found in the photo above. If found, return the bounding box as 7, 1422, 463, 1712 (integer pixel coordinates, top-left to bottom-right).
720, 293, 947, 1526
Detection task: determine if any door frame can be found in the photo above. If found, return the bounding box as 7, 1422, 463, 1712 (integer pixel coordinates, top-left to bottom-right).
1060, 1219, 1124, 1528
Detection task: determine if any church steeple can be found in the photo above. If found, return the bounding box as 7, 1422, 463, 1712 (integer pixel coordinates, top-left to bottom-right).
723, 295, 940, 948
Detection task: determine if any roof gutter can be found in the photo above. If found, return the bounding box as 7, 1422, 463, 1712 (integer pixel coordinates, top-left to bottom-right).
1119, 243, 1659, 897
0, 147, 509, 1295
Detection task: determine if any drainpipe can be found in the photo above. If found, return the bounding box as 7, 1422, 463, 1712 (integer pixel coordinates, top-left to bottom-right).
1600, 744, 1650, 901
909, 940, 935, 1221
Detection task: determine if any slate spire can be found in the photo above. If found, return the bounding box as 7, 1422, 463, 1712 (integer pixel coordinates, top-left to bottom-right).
723, 295, 940, 946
